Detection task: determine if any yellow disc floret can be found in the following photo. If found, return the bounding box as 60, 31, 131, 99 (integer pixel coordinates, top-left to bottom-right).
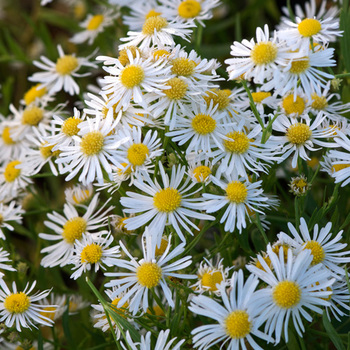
250, 42, 278, 65
311, 93, 328, 111
40, 306, 57, 321
137, 262, 162, 288
81, 243, 103, 264
251, 91, 271, 103
273, 280, 301, 308
153, 188, 182, 213
178, 0, 201, 18
289, 57, 310, 75
193, 165, 211, 182
56, 55, 79, 75
146, 9, 162, 19
127, 143, 149, 166
80, 131, 104, 156
22, 106, 44, 126
62, 217, 87, 244
201, 270, 223, 291
2, 126, 15, 145
304, 240, 325, 265
224, 131, 250, 154
142, 16, 168, 35
24, 84, 47, 105
298, 18, 322, 37
120, 64, 145, 89
282, 95, 305, 115
332, 163, 350, 172
153, 49, 170, 60
40, 142, 56, 159
111, 297, 129, 316
203, 89, 231, 110
191, 113, 216, 134
163, 78, 188, 100
286, 123, 312, 145
155, 237, 169, 256
87, 14, 104, 30
171, 57, 196, 77
4, 160, 21, 182
62, 117, 82, 136
225, 310, 251, 339
4, 292, 30, 314
226, 181, 248, 203
118, 46, 140, 66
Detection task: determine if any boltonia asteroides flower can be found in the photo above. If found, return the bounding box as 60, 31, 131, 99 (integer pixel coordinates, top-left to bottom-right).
0, 201, 24, 240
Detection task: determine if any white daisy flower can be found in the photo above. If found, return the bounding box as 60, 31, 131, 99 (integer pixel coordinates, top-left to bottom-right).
121, 329, 185, 350
97, 49, 171, 111
277, 217, 350, 277
119, 16, 195, 50
67, 294, 90, 315
165, 100, 229, 154
65, 183, 94, 206
271, 112, 336, 168
0, 201, 24, 240
203, 174, 270, 233
39, 194, 113, 268
2, 341, 53, 350
279, 89, 310, 119
249, 89, 279, 116
105, 230, 196, 315
189, 269, 273, 350
70, 233, 120, 280
70, 8, 120, 45
0, 247, 16, 278
21, 83, 51, 107
38, 293, 67, 322
0, 280, 56, 331
29, 45, 98, 96
247, 245, 335, 344
56, 114, 129, 184
187, 153, 213, 185
120, 162, 214, 247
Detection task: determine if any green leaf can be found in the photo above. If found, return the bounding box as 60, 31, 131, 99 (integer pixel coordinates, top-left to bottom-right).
62, 296, 75, 349
323, 312, 346, 350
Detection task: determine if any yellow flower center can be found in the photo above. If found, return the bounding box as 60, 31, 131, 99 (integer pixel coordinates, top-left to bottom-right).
191, 113, 216, 134
289, 57, 310, 75
40, 142, 59, 159
147, 304, 165, 316
4, 160, 21, 182
271, 244, 289, 262
298, 18, 322, 37
226, 181, 248, 203
56, 55, 79, 75
163, 77, 188, 100
87, 14, 104, 30
137, 262, 162, 288
203, 89, 231, 110
0, 214, 3, 225
127, 143, 149, 166
311, 93, 328, 110
111, 297, 129, 317
193, 165, 211, 182
80, 131, 104, 156
224, 131, 250, 154
81, 243, 103, 264
4, 292, 30, 314
282, 94, 305, 115
201, 270, 223, 291
153, 49, 170, 60
250, 42, 278, 65
62, 217, 87, 244
256, 256, 272, 271
142, 16, 168, 35
153, 188, 182, 213
322, 286, 333, 301
251, 91, 271, 103
171, 57, 196, 77
146, 9, 162, 19
116, 162, 132, 176
225, 310, 251, 339
24, 84, 47, 105
304, 240, 325, 265
118, 46, 140, 66
292, 178, 308, 190
120, 64, 145, 89
273, 280, 301, 308
40, 306, 57, 321
286, 123, 312, 145
72, 189, 91, 204
2, 126, 15, 145
22, 106, 44, 126
332, 163, 350, 172
62, 117, 82, 136
155, 237, 169, 256
178, 0, 201, 18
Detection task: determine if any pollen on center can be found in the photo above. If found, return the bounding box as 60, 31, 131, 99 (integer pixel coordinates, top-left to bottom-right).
153, 187, 182, 213
137, 262, 162, 288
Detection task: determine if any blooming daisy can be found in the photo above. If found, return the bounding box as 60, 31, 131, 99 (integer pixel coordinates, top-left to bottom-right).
187, 153, 213, 185
277, 217, 350, 277
249, 89, 278, 115
0, 280, 56, 331
29, 45, 98, 95
0, 200, 24, 240
189, 269, 273, 350
64, 183, 94, 206
39, 194, 113, 268
70, 8, 120, 45
289, 174, 310, 196
120, 162, 214, 247
121, 329, 185, 350
21, 83, 50, 107
70, 233, 120, 280
56, 114, 129, 184
279, 89, 310, 119
67, 294, 90, 315
0, 247, 16, 278
202, 174, 270, 233
247, 245, 334, 344
105, 231, 195, 315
